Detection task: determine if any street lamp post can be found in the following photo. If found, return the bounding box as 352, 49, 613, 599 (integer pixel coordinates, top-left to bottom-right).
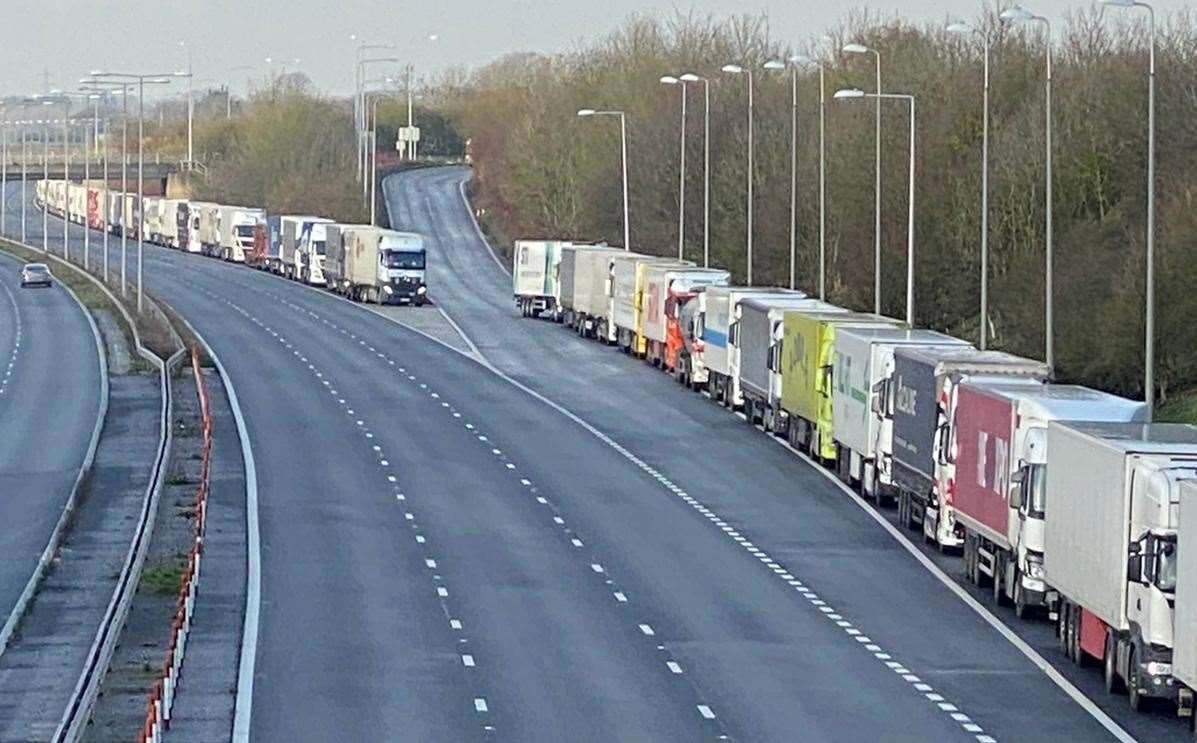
577, 109, 630, 251
88, 73, 179, 312
790, 54, 827, 299
1001, 5, 1054, 372
679, 74, 710, 268
180, 41, 193, 164
660, 76, 688, 261
722, 64, 755, 284
764, 59, 800, 290
1102, 0, 1156, 417
948, 21, 992, 350
356, 46, 398, 181
836, 89, 917, 325
843, 43, 883, 313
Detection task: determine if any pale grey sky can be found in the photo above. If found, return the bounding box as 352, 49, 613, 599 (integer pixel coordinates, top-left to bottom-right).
0, 0, 1182, 99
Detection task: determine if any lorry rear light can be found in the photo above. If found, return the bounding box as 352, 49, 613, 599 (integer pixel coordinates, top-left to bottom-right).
694, 340, 705, 353
945, 478, 956, 504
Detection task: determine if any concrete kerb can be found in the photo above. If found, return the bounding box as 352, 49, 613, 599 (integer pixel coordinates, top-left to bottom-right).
0, 249, 109, 659
161, 305, 260, 743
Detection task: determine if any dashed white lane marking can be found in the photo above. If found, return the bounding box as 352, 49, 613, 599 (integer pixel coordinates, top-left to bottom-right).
204, 282, 726, 737
614, 592, 628, 603
697, 705, 716, 720
0, 281, 23, 399
667, 661, 683, 674
192, 287, 498, 732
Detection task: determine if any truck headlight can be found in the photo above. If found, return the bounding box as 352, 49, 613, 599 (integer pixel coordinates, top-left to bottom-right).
383, 285, 393, 295
416, 285, 427, 295
1025, 554, 1045, 579
1146, 662, 1172, 676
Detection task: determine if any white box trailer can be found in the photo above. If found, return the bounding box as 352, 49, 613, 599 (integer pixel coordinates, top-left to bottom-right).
280, 216, 332, 279
217, 205, 264, 262
560, 245, 625, 335
701, 286, 804, 407
1173, 481, 1197, 707
832, 327, 970, 498
1045, 422, 1197, 711
157, 199, 185, 248
296, 218, 334, 285
195, 203, 221, 255
513, 240, 569, 318
144, 197, 170, 244
67, 183, 87, 225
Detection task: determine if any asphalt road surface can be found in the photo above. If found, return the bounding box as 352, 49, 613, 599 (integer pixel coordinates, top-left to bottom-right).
8, 176, 1187, 741
0, 249, 102, 632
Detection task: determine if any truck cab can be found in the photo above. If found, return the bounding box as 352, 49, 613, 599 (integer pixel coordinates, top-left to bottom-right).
1045, 422, 1197, 714
377, 232, 427, 304
299, 221, 332, 286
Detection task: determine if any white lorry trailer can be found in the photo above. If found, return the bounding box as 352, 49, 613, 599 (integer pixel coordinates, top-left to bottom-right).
831, 327, 969, 502
279, 216, 332, 282
954, 383, 1148, 618
701, 287, 804, 408
194, 203, 221, 255
325, 225, 427, 304
1045, 421, 1197, 714
1173, 481, 1197, 726
563, 246, 630, 340
513, 240, 569, 318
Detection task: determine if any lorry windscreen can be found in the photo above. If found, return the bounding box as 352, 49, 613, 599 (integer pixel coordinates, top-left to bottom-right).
1027, 464, 1047, 518
1156, 536, 1177, 592
236, 225, 255, 238
384, 250, 425, 269
313, 240, 327, 256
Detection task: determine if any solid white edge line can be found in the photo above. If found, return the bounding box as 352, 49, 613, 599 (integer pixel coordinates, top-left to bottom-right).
450, 173, 510, 276
765, 434, 1137, 743
167, 308, 261, 743
0, 250, 109, 658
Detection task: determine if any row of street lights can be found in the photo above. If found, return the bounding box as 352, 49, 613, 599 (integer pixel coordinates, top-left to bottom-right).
576, 1, 1158, 409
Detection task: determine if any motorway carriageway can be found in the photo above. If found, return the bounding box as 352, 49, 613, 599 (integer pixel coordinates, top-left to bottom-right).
9, 177, 1178, 741
0, 245, 102, 635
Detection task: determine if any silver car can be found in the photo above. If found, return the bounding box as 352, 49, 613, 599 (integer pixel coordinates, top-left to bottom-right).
20, 263, 52, 288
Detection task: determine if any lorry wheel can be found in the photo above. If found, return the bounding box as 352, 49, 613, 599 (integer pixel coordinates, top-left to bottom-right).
1104, 633, 1124, 694
1013, 575, 1030, 619
1127, 647, 1144, 712
1057, 600, 1070, 654
992, 556, 1008, 606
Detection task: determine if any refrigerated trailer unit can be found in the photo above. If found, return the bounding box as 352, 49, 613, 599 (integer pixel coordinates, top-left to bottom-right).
736, 297, 841, 432
513, 240, 568, 318
1173, 481, 1197, 717
297, 219, 333, 286
702, 287, 804, 408
194, 203, 220, 255
779, 309, 901, 460
831, 327, 970, 502
953, 383, 1147, 618
1044, 422, 1197, 714
889, 347, 1050, 549
559, 245, 624, 334
279, 216, 332, 280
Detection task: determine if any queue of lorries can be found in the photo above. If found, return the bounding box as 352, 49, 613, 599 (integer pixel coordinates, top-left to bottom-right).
32, 179, 429, 305
513, 238, 1197, 727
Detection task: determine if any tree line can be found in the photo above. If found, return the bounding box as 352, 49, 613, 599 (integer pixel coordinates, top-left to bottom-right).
431, 8, 1197, 405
